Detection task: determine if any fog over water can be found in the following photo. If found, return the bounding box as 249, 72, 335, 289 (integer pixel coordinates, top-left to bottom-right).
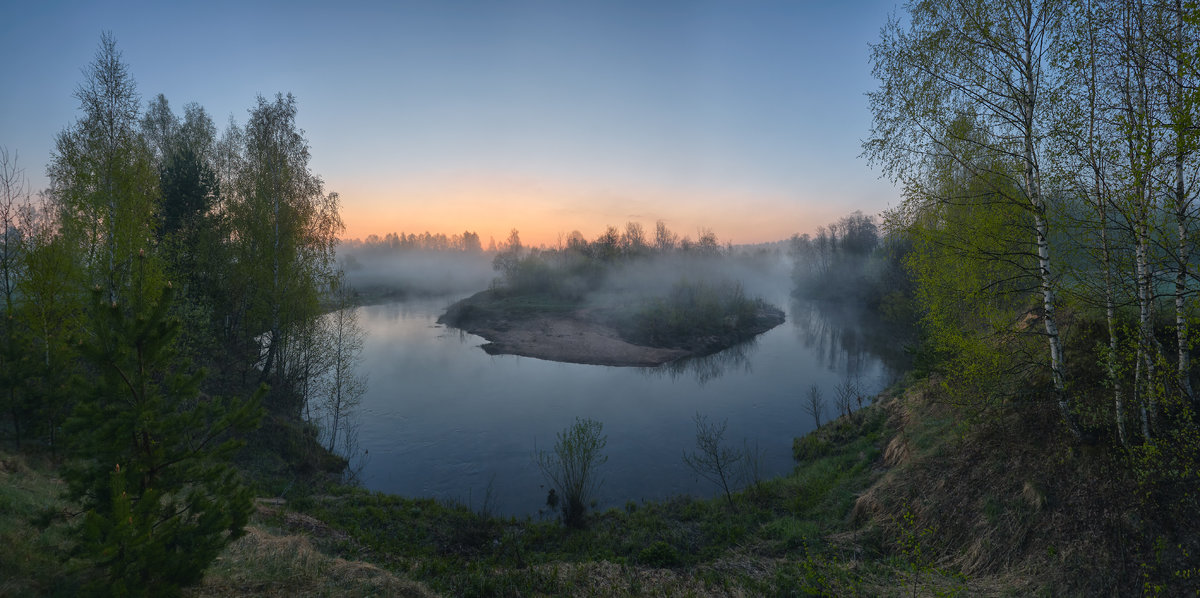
334, 249, 897, 516
341, 250, 495, 297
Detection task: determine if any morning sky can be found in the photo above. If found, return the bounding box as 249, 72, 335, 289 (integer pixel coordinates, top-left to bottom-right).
1, 0, 902, 247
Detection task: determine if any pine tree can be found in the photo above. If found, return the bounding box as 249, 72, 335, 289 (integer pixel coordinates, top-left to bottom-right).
64, 280, 263, 597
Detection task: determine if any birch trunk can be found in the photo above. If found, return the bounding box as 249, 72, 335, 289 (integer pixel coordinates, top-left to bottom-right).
1021, 3, 1081, 440
1172, 0, 1193, 403
1085, 0, 1126, 446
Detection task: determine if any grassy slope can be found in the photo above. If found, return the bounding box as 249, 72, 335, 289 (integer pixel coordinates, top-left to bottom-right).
240, 386, 981, 597
235, 379, 1199, 596
0, 453, 79, 597
4, 377, 1194, 596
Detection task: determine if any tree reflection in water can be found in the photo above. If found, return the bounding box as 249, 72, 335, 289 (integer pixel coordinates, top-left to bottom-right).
642, 338, 759, 385
790, 297, 912, 384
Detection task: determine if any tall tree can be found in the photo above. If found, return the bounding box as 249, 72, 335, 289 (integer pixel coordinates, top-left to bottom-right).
1053, 0, 1130, 444
48, 32, 159, 304
16, 197, 82, 452
0, 148, 31, 448
866, 0, 1083, 438
1161, 0, 1198, 404
228, 93, 341, 391
64, 281, 262, 597
141, 93, 178, 167
1105, 0, 1168, 440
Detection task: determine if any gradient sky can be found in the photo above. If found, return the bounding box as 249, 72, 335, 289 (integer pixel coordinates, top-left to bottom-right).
1, 1, 902, 247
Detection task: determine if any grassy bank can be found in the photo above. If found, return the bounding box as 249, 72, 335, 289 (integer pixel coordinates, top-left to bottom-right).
231, 401, 903, 597
0, 396, 895, 596
210, 378, 1199, 596
5, 377, 1194, 595
225, 385, 976, 597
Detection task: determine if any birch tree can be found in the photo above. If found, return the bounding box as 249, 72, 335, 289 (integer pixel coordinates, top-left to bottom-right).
865, 0, 1083, 437
1054, 0, 1130, 445
48, 32, 159, 304
229, 93, 341, 391
1159, 0, 1198, 404
1101, 0, 1171, 440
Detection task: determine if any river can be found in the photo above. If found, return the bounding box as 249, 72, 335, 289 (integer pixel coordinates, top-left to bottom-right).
343, 291, 898, 517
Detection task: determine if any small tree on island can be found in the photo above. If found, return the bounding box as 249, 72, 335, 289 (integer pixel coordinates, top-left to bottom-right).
63, 283, 263, 597
535, 417, 607, 528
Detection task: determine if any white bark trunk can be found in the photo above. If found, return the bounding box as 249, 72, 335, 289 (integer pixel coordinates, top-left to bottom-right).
1022, 9, 1080, 439
1174, 0, 1193, 402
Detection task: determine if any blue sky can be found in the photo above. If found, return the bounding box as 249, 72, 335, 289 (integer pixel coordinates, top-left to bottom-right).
1, 0, 902, 245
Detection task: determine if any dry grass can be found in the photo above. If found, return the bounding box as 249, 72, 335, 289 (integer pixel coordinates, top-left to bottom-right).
849, 379, 1148, 594
545, 560, 746, 598
189, 526, 438, 598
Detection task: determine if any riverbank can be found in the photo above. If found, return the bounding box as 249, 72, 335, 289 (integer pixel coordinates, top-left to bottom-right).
3, 379, 1192, 595
437, 289, 785, 367
253, 380, 1193, 596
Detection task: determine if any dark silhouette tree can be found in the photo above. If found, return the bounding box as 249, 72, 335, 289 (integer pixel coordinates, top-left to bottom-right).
64, 280, 263, 597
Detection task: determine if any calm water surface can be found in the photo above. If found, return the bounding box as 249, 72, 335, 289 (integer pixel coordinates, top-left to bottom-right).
349, 292, 896, 516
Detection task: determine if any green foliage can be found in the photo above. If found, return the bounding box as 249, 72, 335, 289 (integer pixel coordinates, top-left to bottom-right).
13, 229, 85, 452
899, 164, 1038, 408
0, 452, 83, 595
767, 547, 839, 597
157, 145, 232, 340
63, 284, 263, 596
158, 146, 217, 240
0, 309, 35, 449
637, 540, 681, 567
897, 502, 935, 598
629, 280, 762, 348
49, 33, 164, 305
227, 92, 343, 391
535, 417, 608, 529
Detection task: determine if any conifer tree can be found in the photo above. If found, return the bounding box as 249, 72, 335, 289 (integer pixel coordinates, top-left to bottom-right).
64, 279, 263, 596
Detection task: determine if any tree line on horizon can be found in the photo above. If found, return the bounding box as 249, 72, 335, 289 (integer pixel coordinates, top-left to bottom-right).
488, 221, 728, 297
342, 219, 736, 257
342, 229, 484, 253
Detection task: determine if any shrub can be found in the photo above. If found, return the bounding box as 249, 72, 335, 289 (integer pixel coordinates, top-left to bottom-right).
535, 417, 607, 528
632, 280, 761, 347
683, 413, 744, 509
638, 540, 682, 567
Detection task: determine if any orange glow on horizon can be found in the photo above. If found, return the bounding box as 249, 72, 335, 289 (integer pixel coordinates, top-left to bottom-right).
334, 174, 860, 248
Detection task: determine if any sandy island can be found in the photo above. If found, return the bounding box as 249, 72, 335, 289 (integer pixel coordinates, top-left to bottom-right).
438, 292, 785, 367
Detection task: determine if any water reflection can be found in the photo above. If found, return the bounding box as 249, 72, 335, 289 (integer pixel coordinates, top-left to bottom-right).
343, 294, 898, 516
790, 297, 911, 383
643, 338, 758, 385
